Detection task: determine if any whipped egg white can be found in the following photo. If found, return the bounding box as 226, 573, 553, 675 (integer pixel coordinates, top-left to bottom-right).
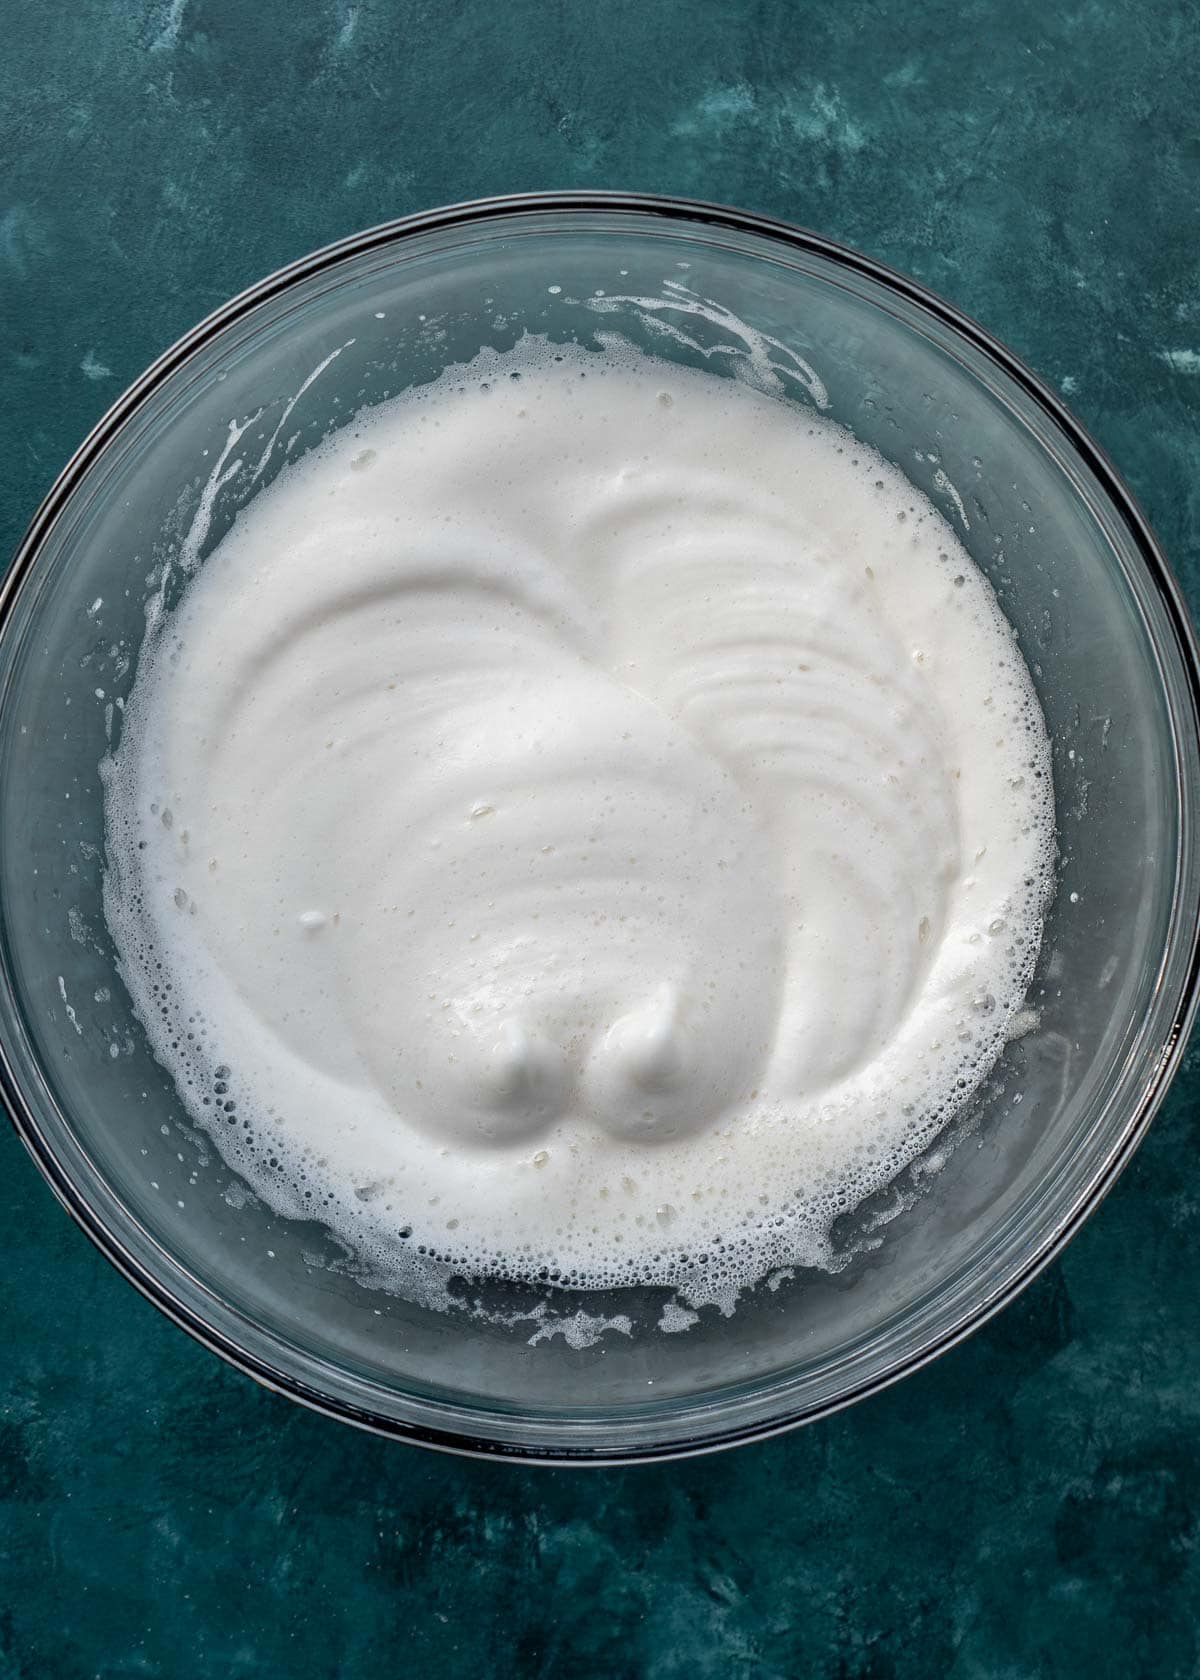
103, 338, 1054, 1308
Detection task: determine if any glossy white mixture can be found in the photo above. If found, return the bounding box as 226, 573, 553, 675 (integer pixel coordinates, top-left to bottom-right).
104, 339, 1054, 1307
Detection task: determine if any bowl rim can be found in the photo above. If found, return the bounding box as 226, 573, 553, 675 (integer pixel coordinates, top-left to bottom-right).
4, 189, 1200, 1465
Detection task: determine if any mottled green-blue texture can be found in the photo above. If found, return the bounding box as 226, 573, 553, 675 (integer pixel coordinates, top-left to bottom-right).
2, 1, 1200, 1675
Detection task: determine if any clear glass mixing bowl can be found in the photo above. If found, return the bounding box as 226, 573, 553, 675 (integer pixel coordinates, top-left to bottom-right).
3, 194, 1198, 1462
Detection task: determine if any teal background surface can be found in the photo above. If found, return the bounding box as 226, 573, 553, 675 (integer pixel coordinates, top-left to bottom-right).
3, 2, 1200, 1674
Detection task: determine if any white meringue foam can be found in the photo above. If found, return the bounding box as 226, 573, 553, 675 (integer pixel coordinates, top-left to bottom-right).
103, 337, 1054, 1310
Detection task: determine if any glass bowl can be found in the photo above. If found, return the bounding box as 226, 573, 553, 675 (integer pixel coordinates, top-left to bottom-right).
3, 193, 1198, 1463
